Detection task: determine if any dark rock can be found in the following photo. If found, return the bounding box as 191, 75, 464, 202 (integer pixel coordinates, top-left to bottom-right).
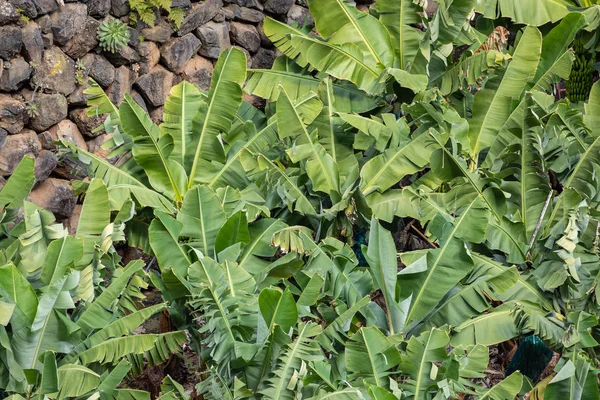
41, 119, 87, 149
28, 92, 68, 131
257, 20, 270, 47
0, 128, 7, 150
0, 26, 22, 60
0, 95, 28, 134
287, 4, 313, 26
229, 22, 260, 53
182, 55, 213, 91
220, 6, 234, 19
69, 108, 104, 138
226, 0, 262, 9
21, 22, 43, 64
104, 45, 141, 66
105, 65, 133, 104
134, 65, 174, 107
48, 3, 87, 46
170, 0, 191, 9
263, 0, 293, 15
110, 0, 129, 17
251, 47, 274, 69
33, 0, 57, 15
127, 27, 141, 49
87, 0, 110, 17
212, 10, 226, 22
34, 149, 57, 181
41, 32, 52, 47
140, 18, 173, 43
62, 17, 100, 59
138, 41, 159, 75
160, 33, 201, 73
28, 178, 76, 218
0, 129, 40, 175
177, 0, 222, 36
37, 14, 51, 32
197, 21, 230, 59
233, 5, 264, 23
129, 89, 147, 112
0, 57, 32, 91
67, 83, 88, 106
85, 132, 108, 154
81, 54, 115, 88
31, 46, 76, 95
243, 92, 265, 109
8, 0, 37, 18
0, 0, 18, 25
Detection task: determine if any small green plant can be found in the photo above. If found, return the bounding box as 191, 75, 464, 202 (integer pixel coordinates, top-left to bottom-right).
26, 102, 39, 118
97, 18, 131, 53
75, 59, 86, 84
129, 0, 184, 29
16, 8, 30, 23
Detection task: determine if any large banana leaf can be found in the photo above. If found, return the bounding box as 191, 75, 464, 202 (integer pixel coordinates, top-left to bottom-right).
544, 355, 600, 400
40, 236, 83, 285
65, 143, 174, 213
435, 50, 509, 95
277, 89, 340, 199
149, 211, 192, 276
308, 0, 394, 67
360, 129, 443, 196
18, 202, 67, 276
399, 328, 450, 399
261, 17, 312, 67
476, 372, 523, 399
260, 322, 324, 399
246, 59, 378, 113
503, 99, 552, 242
71, 331, 186, 365
450, 302, 519, 346
188, 48, 246, 188
176, 186, 225, 258
532, 13, 584, 92
364, 219, 406, 334
0, 156, 35, 209
399, 195, 486, 328
75, 260, 145, 335
468, 26, 542, 160
471, 253, 551, 309
485, 15, 584, 164
375, 0, 424, 69
161, 81, 205, 168
475, 0, 574, 26
121, 94, 187, 202
345, 326, 400, 389
288, 35, 385, 94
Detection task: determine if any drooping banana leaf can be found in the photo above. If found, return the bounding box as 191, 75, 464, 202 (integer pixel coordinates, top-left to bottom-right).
475, 0, 575, 26
161, 81, 205, 169
375, 0, 425, 69
468, 26, 542, 161
308, 0, 394, 67
188, 48, 246, 188
345, 326, 400, 389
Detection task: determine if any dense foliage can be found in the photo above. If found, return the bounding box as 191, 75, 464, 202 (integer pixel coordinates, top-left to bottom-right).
3, 0, 600, 398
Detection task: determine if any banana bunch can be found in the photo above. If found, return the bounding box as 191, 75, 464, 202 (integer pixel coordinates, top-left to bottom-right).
566, 37, 595, 103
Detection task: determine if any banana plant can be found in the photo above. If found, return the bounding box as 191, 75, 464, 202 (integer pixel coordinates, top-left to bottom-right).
0, 177, 187, 398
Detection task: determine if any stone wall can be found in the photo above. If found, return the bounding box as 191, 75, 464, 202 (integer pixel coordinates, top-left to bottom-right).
0, 0, 312, 220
